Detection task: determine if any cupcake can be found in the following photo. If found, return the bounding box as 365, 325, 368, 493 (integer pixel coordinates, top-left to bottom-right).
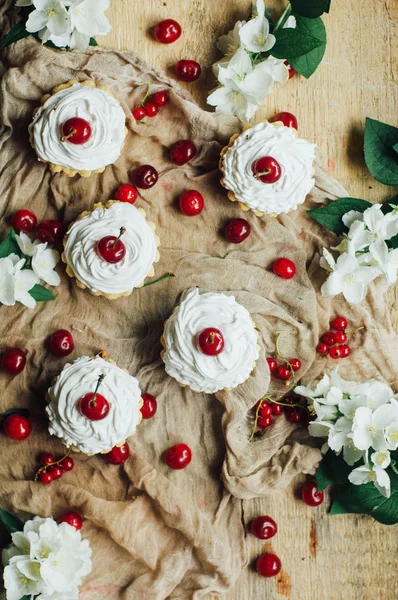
29, 80, 127, 178
219, 121, 316, 216
46, 355, 143, 455
62, 200, 160, 299
161, 288, 259, 393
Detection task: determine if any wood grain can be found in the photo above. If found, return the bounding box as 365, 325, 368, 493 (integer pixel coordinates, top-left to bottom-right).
101, 2, 398, 598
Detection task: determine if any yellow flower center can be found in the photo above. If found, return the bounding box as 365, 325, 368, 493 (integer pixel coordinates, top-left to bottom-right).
390, 432, 398, 441
254, 33, 266, 46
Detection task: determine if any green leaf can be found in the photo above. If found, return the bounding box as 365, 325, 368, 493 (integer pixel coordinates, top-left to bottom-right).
0, 509, 24, 533
2, 409, 30, 420
287, 16, 327, 78
0, 229, 22, 259
89, 37, 98, 46
29, 284, 55, 302
307, 197, 372, 234
325, 0, 332, 12
364, 117, 398, 186
271, 21, 323, 59
0, 21, 31, 49
316, 450, 353, 489
316, 459, 334, 492
393, 142, 398, 155
19, 596, 31, 600
290, 0, 331, 18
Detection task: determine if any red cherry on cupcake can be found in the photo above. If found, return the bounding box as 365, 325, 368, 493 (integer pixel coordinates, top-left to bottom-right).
49, 329, 74, 357
79, 374, 109, 421
225, 218, 251, 244
96, 227, 126, 264
59, 456, 74, 471
197, 328, 224, 356
302, 481, 324, 507
132, 106, 146, 121
256, 553, 282, 578
1, 348, 26, 375
273, 257, 296, 280
175, 60, 201, 82
164, 443, 192, 469
284, 61, 296, 79
153, 19, 182, 44
60, 117, 92, 144
11, 210, 37, 232
179, 190, 204, 216
153, 91, 169, 106
58, 511, 83, 530
270, 112, 298, 130
170, 140, 197, 165
106, 442, 130, 465
250, 515, 277, 540
3, 414, 32, 441
114, 184, 138, 204
134, 165, 158, 189
140, 393, 157, 419
36, 220, 64, 245
251, 156, 282, 184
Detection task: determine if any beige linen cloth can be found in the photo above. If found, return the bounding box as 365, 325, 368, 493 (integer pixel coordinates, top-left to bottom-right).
1, 4, 398, 599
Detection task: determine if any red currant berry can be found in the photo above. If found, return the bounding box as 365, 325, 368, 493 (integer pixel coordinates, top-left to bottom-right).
175, 60, 201, 82
140, 393, 157, 419
80, 392, 110, 421
153, 19, 181, 44
132, 106, 146, 121
331, 316, 348, 331
58, 511, 83, 531
106, 442, 130, 465
134, 165, 158, 189
302, 481, 324, 507
271, 403, 283, 416
36, 220, 64, 245
225, 218, 251, 244
3, 414, 32, 441
197, 328, 224, 356
273, 257, 296, 279
164, 443, 192, 469
144, 102, 159, 118
334, 330, 347, 344
1, 348, 26, 375
270, 112, 298, 130
250, 516, 277, 540
96, 234, 126, 264
283, 396, 296, 406
321, 331, 336, 347
251, 156, 282, 184
59, 456, 74, 471
40, 470, 53, 485
48, 465, 63, 480
153, 91, 169, 106
259, 403, 272, 418
256, 553, 282, 578
49, 329, 74, 357
287, 409, 302, 423
276, 365, 291, 381
316, 342, 328, 355
170, 140, 197, 165
284, 61, 297, 79
266, 357, 278, 372
290, 358, 301, 372
340, 345, 351, 358
179, 190, 204, 216
40, 453, 55, 467
329, 346, 342, 359
61, 117, 92, 144
114, 184, 138, 204
257, 415, 272, 428
11, 209, 37, 232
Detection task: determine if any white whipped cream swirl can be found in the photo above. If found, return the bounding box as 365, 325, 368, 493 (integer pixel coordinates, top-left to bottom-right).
46, 356, 142, 454
29, 84, 126, 172
64, 202, 158, 295
162, 288, 259, 393
222, 121, 316, 214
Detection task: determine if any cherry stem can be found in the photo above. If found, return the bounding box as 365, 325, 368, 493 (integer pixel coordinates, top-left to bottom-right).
139, 82, 151, 107
91, 374, 106, 408
112, 227, 126, 249
209, 332, 216, 344
253, 169, 271, 179
140, 272, 176, 289
34, 448, 71, 481
60, 128, 77, 142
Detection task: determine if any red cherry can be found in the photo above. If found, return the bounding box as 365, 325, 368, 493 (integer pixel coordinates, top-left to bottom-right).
302, 481, 324, 507
40, 453, 55, 467
140, 393, 157, 419
96, 234, 126, 264
257, 415, 272, 428
48, 465, 63, 480
316, 342, 328, 355
3, 414, 32, 441
79, 392, 110, 421
251, 156, 282, 184
266, 357, 277, 373
170, 140, 197, 165
132, 106, 146, 121
287, 409, 302, 423
256, 553, 282, 578
153, 91, 169, 106
284, 61, 297, 79
40, 471, 53, 485
331, 316, 348, 330
57, 511, 83, 530
225, 218, 251, 244
270, 112, 298, 130
340, 345, 351, 358
59, 456, 74, 471
175, 60, 201, 82
273, 257, 296, 279
276, 365, 291, 381
334, 330, 347, 344
153, 19, 182, 44
134, 165, 158, 189
179, 190, 204, 216
290, 358, 301, 372
11, 209, 37, 232
250, 516, 277, 540
106, 442, 130, 465
49, 329, 74, 357
61, 117, 92, 144
114, 184, 138, 204
164, 443, 192, 469
321, 331, 336, 347
144, 102, 159, 118
329, 346, 342, 359
36, 220, 64, 245
197, 328, 224, 356
1, 348, 26, 375
271, 403, 283, 416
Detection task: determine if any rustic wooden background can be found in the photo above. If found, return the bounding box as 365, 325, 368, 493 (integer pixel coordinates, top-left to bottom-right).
102, 2, 398, 599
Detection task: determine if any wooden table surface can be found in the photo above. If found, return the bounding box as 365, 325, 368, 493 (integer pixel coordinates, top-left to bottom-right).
102, 2, 398, 599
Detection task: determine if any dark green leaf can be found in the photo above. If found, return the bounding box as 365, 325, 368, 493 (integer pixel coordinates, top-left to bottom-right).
0, 509, 24, 533
393, 142, 398, 155
325, 0, 332, 12
89, 37, 98, 46
316, 450, 353, 489
0, 229, 22, 259
2, 409, 30, 420
19, 596, 31, 600
316, 459, 334, 492
329, 498, 350, 515
271, 23, 323, 59
364, 117, 398, 186
29, 284, 55, 302
287, 16, 327, 78
0, 21, 31, 50
307, 197, 372, 234
290, 0, 331, 18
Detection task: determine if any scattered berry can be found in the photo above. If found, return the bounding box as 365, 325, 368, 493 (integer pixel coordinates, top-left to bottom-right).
164, 443, 192, 469
96, 229, 126, 264
40, 471, 53, 485
250, 516, 277, 540
321, 331, 336, 347
340, 345, 351, 358
61, 117, 92, 144
175, 60, 201, 82
48, 465, 63, 480
251, 156, 282, 184
153, 91, 168, 106
40, 453, 55, 467
153, 19, 181, 44
170, 140, 197, 165
316, 342, 328, 355
284, 61, 296, 79
114, 184, 138, 204
144, 102, 159, 118
224, 218, 251, 244
334, 330, 347, 344
275, 365, 291, 381
179, 190, 204, 216
256, 553, 282, 578
132, 106, 146, 121
36, 220, 64, 245
59, 456, 74, 471
140, 393, 157, 419
270, 112, 298, 130
197, 328, 224, 356
134, 165, 158, 189
266, 357, 278, 372
58, 511, 83, 530
329, 346, 342, 359
1, 348, 26, 375
3, 414, 32, 441
290, 358, 301, 372
272, 257, 296, 280
257, 415, 272, 428
11, 209, 37, 232
331, 316, 348, 330
106, 442, 130, 465
49, 329, 74, 357
302, 481, 324, 507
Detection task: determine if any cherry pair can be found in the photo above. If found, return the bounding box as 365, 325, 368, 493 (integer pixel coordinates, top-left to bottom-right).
316, 315, 352, 359
36, 452, 74, 485
250, 516, 281, 578
152, 19, 201, 81
132, 90, 169, 121
12, 210, 63, 245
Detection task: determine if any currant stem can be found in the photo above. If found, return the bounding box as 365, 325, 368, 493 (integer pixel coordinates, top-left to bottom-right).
91, 374, 106, 408
275, 333, 297, 385
139, 82, 151, 107
34, 448, 71, 481
249, 401, 263, 442
346, 326, 365, 335
112, 227, 126, 249
60, 128, 77, 142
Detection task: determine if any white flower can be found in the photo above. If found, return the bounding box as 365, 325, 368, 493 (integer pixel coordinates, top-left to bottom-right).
217, 21, 245, 56
371, 450, 391, 470
342, 210, 364, 228
13, 258, 40, 308
295, 373, 331, 400
239, 0, 275, 53
368, 240, 398, 285
385, 422, 398, 450
68, 0, 111, 50
283, 15, 297, 29
348, 463, 391, 498
32, 244, 61, 286
0, 255, 19, 306
4, 561, 41, 600
308, 420, 332, 438
26, 0, 70, 38
351, 405, 393, 451
348, 204, 398, 252
16, 232, 41, 257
